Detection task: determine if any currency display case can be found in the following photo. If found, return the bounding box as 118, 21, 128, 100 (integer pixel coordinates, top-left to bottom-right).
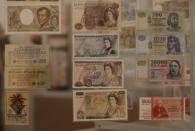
0, 0, 194, 131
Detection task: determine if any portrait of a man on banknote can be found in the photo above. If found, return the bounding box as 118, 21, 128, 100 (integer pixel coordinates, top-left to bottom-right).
37, 7, 55, 31
167, 60, 182, 80
105, 93, 125, 118
152, 100, 169, 119
167, 12, 181, 32
166, 35, 181, 55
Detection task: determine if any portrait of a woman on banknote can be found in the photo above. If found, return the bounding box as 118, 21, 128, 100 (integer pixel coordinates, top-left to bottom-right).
100, 38, 116, 56
104, 8, 118, 27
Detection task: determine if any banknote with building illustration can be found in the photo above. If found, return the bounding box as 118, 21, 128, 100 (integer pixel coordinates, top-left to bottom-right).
136, 31, 185, 55
5, 44, 49, 66
73, 60, 123, 88
139, 97, 185, 120
120, 25, 136, 50
73, 0, 121, 32
121, 0, 136, 25
73, 33, 119, 58
5, 92, 29, 125
73, 89, 128, 121
6, 4, 60, 33
136, 11, 184, 33
5, 67, 50, 88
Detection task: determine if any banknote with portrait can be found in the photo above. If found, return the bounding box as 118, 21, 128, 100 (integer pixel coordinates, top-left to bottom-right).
73, 33, 119, 58
6, 3, 60, 33
139, 97, 185, 120
120, 25, 136, 50
136, 11, 184, 33
149, 57, 184, 81
5, 92, 29, 125
136, 31, 185, 55
73, 89, 128, 121
73, 0, 121, 32
153, 0, 189, 33
121, 0, 136, 25
5, 44, 49, 66
73, 60, 124, 88
5, 67, 50, 88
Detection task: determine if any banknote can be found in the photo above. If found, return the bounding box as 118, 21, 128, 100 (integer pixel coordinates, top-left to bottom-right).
73, 33, 119, 58
73, 60, 123, 88
120, 25, 136, 50
136, 31, 185, 55
5, 67, 50, 88
136, 58, 148, 80
121, 0, 136, 25
73, 0, 121, 32
7, 0, 58, 1
149, 57, 184, 81
6, 4, 60, 33
5, 92, 29, 125
136, 11, 184, 33
139, 97, 185, 120
153, 0, 190, 33
73, 89, 128, 121
5, 44, 49, 66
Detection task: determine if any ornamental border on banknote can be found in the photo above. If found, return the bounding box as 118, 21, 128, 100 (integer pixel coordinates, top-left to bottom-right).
72, 0, 122, 33
5, 91, 30, 125
4, 66, 50, 89
5, 2, 61, 34
72, 59, 124, 89
5, 44, 50, 67
139, 97, 185, 121
73, 89, 128, 121
72, 33, 120, 59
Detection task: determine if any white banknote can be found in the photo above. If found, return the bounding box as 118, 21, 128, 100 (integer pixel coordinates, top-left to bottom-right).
136, 11, 184, 33
73, 60, 124, 88
5, 44, 49, 66
73, 89, 128, 121
6, 3, 60, 33
5, 67, 50, 88
5, 92, 29, 125
136, 31, 185, 55
73, 33, 119, 58
73, 0, 121, 32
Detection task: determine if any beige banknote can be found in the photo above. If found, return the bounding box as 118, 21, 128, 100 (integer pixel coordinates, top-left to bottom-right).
73, 60, 124, 88
136, 58, 148, 80
120, 25, 136, 50
73, 33, 119, 58
73, 0, 121, 32
5, 44, 49, 66
73, 89, 128, 121
139, 97, 185, 120
7, 0, 58, 1
5, 92, 29, 125
5, 67, 50, 88
121, 0, 136, 25
136, 31, 185, 55
136, 11, 184, 33
6, 3, 60, 33
153, 0, 190, 33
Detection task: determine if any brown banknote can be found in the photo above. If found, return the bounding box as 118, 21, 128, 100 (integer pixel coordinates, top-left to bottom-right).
5, 92, 29, 125
73, 0, 121, 32
139, 97, 185, 120
73, 89, 128, 121
73, 60, 124, 88
7, 4, 60, 33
